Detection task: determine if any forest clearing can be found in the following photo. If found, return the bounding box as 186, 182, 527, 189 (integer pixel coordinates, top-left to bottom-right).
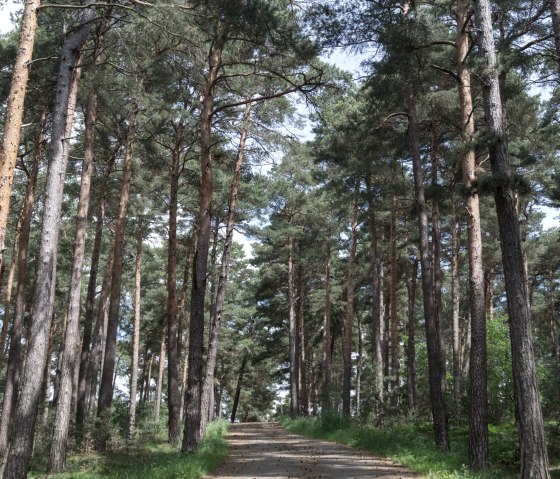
0, 0, 559, 478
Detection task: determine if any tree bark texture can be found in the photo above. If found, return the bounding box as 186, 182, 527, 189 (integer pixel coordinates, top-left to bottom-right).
485, 266, 494, 321
143, 351, 154, 404
297, 270, 308, 416
475, 1, 549, 475
128, 233, 142, 438
97, 107, 138, 438
0, 0, 41, 274
49, 69, 100, 472
366, 176, 384, 404
200, 103, 251, 434
451, 196, 461, 404
430, 135, 446, 392
230, 350, 248, 424
389, 193, 399, 398
406, 257, 418, 410
53, 311, 69, 409
460, 313, 472, 386
167, 127, 184, 446
41, 318, 57, 426
0, 226, 19, 373
287, 225, 298, 419
549, 272, 560, 365
356, 311, 363, 416
342, 182, 358, 417
407, 86, 449, 450
321, 251, 332, 411
456, 0, 489, 469
76, 145, 118, 436
552, 0, 560, 73
182, 29, 227, 453
2, 8, 94, 474
155, 332, 166, 423
179, 234, 195, 421
0, 111, 44, 460
86, 238, 114, 416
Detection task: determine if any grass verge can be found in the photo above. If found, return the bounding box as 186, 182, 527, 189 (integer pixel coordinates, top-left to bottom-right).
279, 415, 516, 479
30, 419, 228, 479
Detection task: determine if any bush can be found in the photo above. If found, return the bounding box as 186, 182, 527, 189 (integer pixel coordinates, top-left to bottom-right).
29, 419, 229, 479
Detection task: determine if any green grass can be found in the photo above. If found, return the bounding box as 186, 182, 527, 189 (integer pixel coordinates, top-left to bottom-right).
29, 420, 228, 479
279, 414, 517, 478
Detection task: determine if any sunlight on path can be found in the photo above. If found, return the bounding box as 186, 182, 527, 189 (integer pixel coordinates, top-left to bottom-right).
206, 422, 416, 479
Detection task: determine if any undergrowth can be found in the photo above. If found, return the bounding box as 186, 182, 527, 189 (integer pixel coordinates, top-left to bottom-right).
29, 419, 228, 479
280, 413, 518, 479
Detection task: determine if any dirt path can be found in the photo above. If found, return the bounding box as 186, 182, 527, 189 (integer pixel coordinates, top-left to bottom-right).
206, 422, 417, 479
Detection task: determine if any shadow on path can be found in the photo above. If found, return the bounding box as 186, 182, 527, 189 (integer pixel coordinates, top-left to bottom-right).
206, 422, 417, 479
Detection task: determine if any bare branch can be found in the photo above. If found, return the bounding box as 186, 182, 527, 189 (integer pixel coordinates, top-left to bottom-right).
372, 112, 409, 130
412, 40, 456, 50
430, 64, 460, 82
515, 33, 554, 53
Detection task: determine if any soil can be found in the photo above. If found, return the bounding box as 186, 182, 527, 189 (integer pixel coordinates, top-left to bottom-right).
206, 422, 417, 479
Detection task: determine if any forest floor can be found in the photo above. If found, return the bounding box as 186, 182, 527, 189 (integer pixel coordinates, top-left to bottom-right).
205, 422, 417, 479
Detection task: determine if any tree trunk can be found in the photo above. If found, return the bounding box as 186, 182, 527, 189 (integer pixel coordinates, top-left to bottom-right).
216, 360, 224, 418
230, 350, 248, 423
485, 266, 494, 321
379, 259, 386, 399
155, 332, 166, 423
41, 318, 57, 422
167, 127, 184, 446
70, 355, 80, 427
475, 1, 550, 475
342, 181, 358, 417
76, 145, 118, 437
552, 0, 560, 73
180, 333, 189, 420
450, 194, 461, 405
208, 215, 221, 317
406, 256, 418, 411
389, 193, 399, 399
310, 347, 318, 416
408, 86, 449, 450
49, 64, 101, 471
365, 176, 384, 404
53, 311, 69, 409
96, 107, 138, 442
179, 234, 195, 421
0, 110, 44, 460
549, 271, 560, 365
0, 227, 19, 373
128, 233, 142, 438
356, 311, 363, 417
460, 312, 472, 386
321, 250, 332, 412
456, 0, 489, 468
0, 0, 41, 273
2, 12, 94, 472
182, 28, 227, 454
86, 239, 114, 416
200, 103, 251, 434
383, 276, 390, 398
143, 352, 154, 404
138, 348, 146, 405
287, 222, 298, 419
430, 134, 446, 393
297, 266, 308, 416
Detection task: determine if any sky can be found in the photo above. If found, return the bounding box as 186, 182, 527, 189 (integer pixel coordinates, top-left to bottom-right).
0, 0, 18, 34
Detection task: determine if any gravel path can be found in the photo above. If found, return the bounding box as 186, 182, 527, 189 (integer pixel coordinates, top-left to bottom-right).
206, 422, 417, 479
